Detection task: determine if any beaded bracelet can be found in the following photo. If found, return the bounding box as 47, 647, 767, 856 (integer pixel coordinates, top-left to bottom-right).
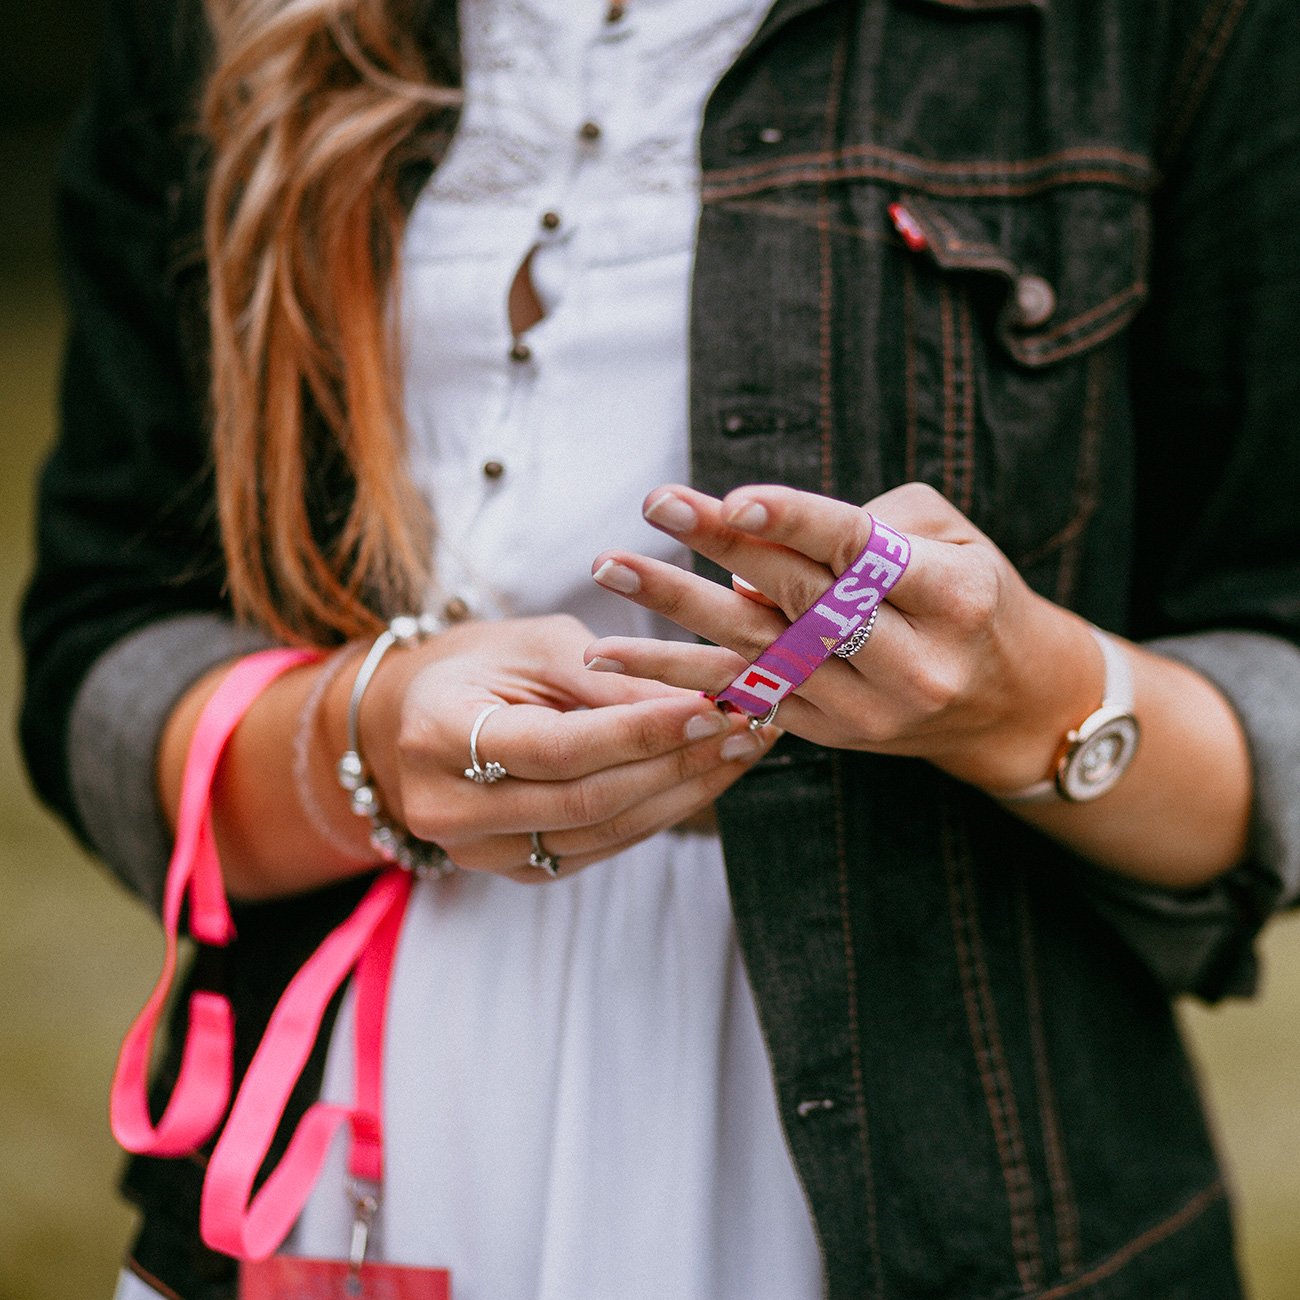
335, 614, 456, 879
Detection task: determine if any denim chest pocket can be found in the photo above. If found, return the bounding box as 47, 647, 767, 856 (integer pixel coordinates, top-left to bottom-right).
889, 183, 1151, 601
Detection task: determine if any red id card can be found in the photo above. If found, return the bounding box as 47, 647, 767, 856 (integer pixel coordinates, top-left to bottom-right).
240, 1256, 451, 1300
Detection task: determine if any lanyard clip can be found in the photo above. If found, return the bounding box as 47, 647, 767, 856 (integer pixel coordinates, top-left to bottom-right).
346, 1178, 381, 1296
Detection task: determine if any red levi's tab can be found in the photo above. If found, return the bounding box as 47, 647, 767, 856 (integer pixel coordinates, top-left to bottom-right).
888, 201, 928, 252
240, 1255, 451, 1299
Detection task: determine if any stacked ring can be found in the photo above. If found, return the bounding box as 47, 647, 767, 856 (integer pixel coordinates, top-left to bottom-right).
464, 703, 509, 783
528, 831, 561, 878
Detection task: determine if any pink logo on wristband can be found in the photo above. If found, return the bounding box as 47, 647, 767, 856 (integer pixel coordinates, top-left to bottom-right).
712, 515, 910, 719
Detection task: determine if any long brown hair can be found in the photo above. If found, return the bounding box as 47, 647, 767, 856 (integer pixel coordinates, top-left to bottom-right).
203, 0, 461, 642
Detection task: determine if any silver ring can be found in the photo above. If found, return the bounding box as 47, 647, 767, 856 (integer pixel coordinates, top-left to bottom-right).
832, 606, 880, 659
528, 831, 560, 878
464, 703, 508, 783
748, 701, 780, 731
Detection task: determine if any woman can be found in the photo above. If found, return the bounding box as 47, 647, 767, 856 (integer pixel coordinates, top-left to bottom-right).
20, 0, 1300, 1296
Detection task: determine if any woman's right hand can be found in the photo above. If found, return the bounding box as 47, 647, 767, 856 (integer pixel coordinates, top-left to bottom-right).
164, 614, 777, 900
354, 614, 775, 882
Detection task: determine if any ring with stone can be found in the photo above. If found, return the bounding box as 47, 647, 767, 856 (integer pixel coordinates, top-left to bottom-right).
832, 606, 880, 660
528, 831, 561, 878
464, 702, 509, 783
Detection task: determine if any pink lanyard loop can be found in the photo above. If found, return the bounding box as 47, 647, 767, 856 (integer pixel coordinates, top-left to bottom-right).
200, 865, 412, 1261
110, 647, 323, 1158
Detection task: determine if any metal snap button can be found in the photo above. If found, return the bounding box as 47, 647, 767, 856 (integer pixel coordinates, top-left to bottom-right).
540, 210, 561, 231
442, 596, 471, 623
605, 1, 625, 20
758, 127, 783, 144
578, 120, 602, 142
482, 459, 505, 480
1015, 274, 1056, 328
509, 341, 532, 363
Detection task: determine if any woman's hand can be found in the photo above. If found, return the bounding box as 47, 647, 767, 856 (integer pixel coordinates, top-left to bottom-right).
586, 481, 1253, 889
588, 482, 1098, 793
351, 614, 773, 883
165, 612, 776, 900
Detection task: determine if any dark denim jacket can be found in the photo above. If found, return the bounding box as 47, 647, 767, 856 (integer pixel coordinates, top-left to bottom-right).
19, 0, 1300, 1296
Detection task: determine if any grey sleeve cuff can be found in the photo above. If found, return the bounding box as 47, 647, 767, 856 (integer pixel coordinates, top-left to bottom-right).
67, 613, 275, 912
1074, 629, 1300, 1002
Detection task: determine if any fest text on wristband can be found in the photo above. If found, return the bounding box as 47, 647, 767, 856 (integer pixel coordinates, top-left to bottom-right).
710, 515, 911, 719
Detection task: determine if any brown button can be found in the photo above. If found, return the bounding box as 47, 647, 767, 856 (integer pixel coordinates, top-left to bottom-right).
540, 210, 561, 231
1014, 274, 1056, 328
578, 120, 602, 142
606, 1, 625, 20
482, 459, 505, 480
509, 341, 532, 362
442, 596, 471, 623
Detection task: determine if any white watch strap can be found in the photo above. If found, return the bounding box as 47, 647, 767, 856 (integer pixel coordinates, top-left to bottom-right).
998, 626, 1133, 803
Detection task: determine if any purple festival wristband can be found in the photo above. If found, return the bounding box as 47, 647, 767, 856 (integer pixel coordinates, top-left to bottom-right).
711, 515, 911, 719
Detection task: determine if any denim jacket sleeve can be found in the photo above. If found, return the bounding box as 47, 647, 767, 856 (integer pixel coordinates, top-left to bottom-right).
18, 0, 232, 887
1079, 0, 1300, 1002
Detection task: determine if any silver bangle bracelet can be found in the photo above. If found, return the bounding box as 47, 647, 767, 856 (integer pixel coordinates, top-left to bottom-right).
336, 614, 455, 879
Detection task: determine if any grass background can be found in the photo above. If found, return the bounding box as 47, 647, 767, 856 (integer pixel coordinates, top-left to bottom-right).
0, 7, 1298, 1296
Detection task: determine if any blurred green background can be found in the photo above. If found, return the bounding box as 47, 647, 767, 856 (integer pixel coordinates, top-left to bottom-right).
0, 3, 1298, 1297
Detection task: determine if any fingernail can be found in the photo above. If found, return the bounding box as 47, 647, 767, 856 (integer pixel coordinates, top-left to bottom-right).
732, 573, 760, 594
644, 494, 697, 534
592, 559, 640, 594
721, 731, 765, 760
726, 501, 768, 531
586, 656, 625, 673
685, 711, 728, 741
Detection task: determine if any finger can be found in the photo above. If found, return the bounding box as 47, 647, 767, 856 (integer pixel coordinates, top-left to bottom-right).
584, 637, 749, 694
408, 709, 767, 839
732, 573, 782, 609
452, 728, 776, 878
641, 483, 983, 623
592, 549, 791, 661
424, 689, 734, 783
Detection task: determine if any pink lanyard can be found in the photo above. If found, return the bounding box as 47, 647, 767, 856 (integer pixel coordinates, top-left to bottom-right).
712, 515, 911, 719
110, 647, 322, 1157
109, 648, 416, 1264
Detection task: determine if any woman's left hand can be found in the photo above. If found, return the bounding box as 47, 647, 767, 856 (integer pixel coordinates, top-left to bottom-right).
588, 481, 1104, 795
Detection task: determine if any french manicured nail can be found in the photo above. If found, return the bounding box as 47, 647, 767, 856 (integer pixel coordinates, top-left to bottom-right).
586, 656, 626, 673
721, 730, 765, 760
726, 501, 768, 531
644, 494, 697, 533
732, 573, 760, 594
592, 559, 640, 594
685, 711, 728, 741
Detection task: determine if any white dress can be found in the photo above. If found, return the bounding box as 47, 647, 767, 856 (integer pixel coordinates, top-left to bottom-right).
124, 4, 821, 1299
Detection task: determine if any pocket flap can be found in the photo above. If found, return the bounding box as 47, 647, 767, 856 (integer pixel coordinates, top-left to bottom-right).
890, 189, 1150, 366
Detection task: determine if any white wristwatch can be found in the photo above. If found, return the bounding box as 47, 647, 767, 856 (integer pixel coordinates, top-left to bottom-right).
999, 626, 1140, 804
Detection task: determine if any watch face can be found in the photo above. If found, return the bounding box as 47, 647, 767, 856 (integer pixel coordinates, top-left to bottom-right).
1057, 712, 1140, 802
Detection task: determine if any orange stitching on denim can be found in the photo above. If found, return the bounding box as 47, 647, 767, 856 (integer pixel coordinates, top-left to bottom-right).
833, 755, 885, 1299
712, 197, 894, 243
1029, 1183, 1226, 1300
924, 0, 1044, 9
957, 291, 976, 517
1011, 286, 1146, 366
1053, 348, 1108, 605
940, 281, 958, 504
904, 260, 919, 482
1016, 882, 1083, 1278
704, 142, 1152, 187
1160, 0, 1251, 163
704, 166, 1154, 204
943, 805, 1045, 1291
